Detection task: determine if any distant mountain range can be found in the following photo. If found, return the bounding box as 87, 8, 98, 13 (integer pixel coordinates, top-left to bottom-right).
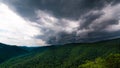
0, 38, 120, 68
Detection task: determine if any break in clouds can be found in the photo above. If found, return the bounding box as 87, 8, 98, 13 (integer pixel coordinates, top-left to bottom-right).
0, 0, 120, 46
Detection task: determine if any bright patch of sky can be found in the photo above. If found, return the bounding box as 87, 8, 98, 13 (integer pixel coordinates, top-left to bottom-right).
0, 3, 46, 46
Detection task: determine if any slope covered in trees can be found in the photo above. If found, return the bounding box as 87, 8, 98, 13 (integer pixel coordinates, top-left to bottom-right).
0, 38, 120, 68
0, 43, 28, 63
79, 54, 120, 68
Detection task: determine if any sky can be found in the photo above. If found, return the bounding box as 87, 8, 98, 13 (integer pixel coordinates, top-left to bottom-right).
0, 0, 120, 46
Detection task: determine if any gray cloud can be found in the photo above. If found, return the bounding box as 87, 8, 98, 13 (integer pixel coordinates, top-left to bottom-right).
1, 0, 110, 20
1, 0, 120, 45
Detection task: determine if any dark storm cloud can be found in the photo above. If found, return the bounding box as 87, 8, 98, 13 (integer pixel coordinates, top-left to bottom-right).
79, 10, 103, 29
1, 0, 120, 45
1, 0, 108, 20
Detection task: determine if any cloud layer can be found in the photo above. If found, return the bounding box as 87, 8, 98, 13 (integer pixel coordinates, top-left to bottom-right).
0, 0, 120, 46
0, 3, 45, 46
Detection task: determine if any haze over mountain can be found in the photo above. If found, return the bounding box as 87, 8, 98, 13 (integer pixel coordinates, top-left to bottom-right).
0, 0, 120, 46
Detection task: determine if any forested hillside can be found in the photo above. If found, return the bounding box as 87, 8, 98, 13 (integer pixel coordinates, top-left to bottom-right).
0, 38, 119, 68
0, 43, 28, 63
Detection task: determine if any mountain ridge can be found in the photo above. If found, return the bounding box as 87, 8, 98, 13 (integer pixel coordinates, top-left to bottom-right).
0, 43, 28, 63
0, 38, 119, 68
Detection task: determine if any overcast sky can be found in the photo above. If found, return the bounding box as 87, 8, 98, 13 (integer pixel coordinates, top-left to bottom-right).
0, 0, 120, 46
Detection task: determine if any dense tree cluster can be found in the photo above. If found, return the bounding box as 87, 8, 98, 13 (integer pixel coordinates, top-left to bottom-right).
79, 54, 120, 68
